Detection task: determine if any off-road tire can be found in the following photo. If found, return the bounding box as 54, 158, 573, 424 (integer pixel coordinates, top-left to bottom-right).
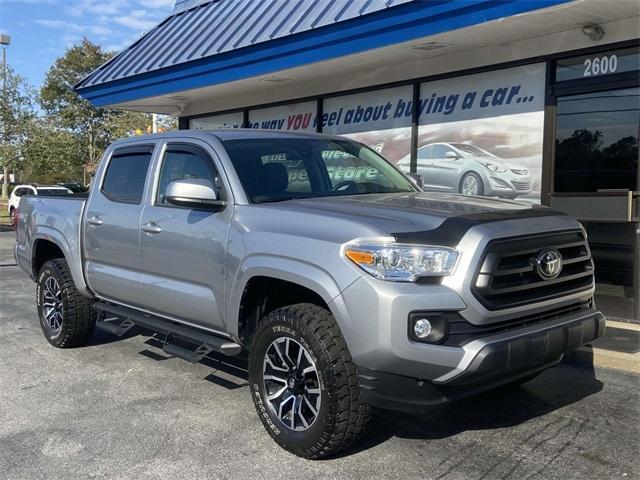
248, 303, 372, 459
36, 258, 96, 348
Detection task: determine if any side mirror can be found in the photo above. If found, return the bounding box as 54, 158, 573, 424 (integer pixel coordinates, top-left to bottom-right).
406, 172, 423, 189
165, 178, 226, 211
445, 151, 460, 159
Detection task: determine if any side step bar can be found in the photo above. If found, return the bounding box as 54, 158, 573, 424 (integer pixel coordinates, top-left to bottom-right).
94, 301, 242, 360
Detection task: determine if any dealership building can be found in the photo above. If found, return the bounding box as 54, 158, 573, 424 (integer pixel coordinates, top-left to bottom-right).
76, 0, 640, 321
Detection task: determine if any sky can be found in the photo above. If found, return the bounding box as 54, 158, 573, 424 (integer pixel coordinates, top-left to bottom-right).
0, 0, 176, 89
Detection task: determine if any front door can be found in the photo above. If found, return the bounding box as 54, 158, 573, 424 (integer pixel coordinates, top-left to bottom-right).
427, 144, 460, 191
139, 141, 231, 331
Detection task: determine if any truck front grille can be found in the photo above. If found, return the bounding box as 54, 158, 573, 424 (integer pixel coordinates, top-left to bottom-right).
472, 230, 594, 310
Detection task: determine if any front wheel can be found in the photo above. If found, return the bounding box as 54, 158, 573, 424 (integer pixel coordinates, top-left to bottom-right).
36, 259, 96, 348
460, 172, 484, 196
9, 208, 16, 228
248, 303, 371, 459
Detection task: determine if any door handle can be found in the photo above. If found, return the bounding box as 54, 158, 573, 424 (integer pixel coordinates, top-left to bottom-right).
142, 222, 163, 234
87, 215, 103, 226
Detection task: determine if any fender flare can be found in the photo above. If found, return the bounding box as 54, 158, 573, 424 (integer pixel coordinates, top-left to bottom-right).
30, 229, 91, 297
227, 254, 350, 337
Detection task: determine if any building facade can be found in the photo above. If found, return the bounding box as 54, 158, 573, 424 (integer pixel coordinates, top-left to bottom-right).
77, 0, 640, 321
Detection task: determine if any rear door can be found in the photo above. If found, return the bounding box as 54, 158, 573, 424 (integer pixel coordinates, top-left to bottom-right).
83, 144, 154, 306
138, 140, 232, 331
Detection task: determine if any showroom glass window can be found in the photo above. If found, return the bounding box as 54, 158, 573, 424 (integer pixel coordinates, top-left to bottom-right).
554, 87, 639, 192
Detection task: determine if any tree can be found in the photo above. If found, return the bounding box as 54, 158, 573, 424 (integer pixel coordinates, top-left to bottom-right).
20, 118, 84, 183
0, 66, 36, 186
40, 38, 161, 182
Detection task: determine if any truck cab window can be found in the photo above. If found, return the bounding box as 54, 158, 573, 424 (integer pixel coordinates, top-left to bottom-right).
102, 149, 152, 204
156, 145, 221, 206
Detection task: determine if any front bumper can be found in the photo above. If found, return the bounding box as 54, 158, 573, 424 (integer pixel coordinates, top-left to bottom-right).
485, 173, 532, 197
356, 307, 605, 412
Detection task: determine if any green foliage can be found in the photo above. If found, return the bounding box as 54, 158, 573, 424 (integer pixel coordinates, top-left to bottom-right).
0, 66, 36, 173
20, 118, 84, 183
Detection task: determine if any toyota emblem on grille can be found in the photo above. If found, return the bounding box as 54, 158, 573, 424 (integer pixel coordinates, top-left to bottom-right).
535, 249, 563, 280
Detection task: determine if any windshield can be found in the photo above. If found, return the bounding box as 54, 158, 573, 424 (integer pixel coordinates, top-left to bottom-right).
222, 137, 417, 203
451, 143, 496, 158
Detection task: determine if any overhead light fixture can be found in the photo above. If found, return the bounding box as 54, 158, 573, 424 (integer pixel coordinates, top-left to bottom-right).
582, 23, 604, 41
409, 42, 452, 51
260, 76, 292, 83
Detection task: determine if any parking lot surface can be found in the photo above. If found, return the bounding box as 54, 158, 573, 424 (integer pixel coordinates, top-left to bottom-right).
0, 230, 638, 480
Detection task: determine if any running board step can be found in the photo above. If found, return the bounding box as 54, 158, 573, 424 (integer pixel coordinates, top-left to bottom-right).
93, 301, 242, 357
96, 316, 136, 337
162, 341, 213, 363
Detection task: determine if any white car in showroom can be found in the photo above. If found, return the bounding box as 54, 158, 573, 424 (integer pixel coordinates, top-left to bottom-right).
398, 142, 532, 199
8, 184, 72, 226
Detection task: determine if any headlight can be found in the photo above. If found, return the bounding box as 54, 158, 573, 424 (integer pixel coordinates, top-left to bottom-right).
480, 161, 507, 173
343, 241, 458, 281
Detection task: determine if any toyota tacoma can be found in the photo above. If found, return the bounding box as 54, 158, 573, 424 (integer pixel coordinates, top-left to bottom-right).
14, 130, 604, 458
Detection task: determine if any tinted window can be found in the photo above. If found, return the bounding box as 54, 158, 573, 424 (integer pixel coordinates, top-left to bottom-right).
556, 47, 639, 82
102, 149, 152, 204
223, 137, 416, 203
156, 145, 220, 206
555, 87, 639, 192
14, 188, 26, 197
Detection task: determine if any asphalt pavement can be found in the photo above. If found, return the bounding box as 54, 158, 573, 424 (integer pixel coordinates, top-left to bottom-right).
0, 229, 638, 480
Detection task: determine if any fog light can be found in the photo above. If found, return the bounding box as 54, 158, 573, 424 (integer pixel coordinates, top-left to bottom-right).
408, 312, 450, 343
413, 318, 432, 339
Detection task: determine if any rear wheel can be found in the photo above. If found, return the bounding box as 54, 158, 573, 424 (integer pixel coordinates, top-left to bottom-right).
36, 258, 95, 348
248, 303, 371, 459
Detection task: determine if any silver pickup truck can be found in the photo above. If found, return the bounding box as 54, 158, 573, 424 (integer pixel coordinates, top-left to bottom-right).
14, 130, 604, 459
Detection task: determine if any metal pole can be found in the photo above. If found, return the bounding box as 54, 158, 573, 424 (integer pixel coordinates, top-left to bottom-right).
2, 46, 8, 199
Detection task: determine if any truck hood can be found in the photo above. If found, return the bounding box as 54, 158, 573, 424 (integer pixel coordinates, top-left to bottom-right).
272, 192, 555, 240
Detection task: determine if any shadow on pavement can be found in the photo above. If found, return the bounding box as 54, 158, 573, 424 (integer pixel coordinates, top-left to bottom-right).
0, 223, 14, 233
89, 324, 603, 458
336, 350, 601, 458
85, 325, 142, 346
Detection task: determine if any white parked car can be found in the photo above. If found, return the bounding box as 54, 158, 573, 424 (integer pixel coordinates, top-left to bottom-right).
8, 184, 72, 226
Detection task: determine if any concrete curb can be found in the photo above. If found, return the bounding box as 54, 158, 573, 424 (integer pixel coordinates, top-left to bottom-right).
570, 347, 640, 374
568, 320, 640, 374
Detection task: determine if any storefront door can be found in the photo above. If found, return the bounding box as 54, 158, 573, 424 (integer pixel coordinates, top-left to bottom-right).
547, 44, 640, 321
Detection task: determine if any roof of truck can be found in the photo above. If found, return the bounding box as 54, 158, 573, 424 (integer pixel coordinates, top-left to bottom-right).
112, 129, 342, 146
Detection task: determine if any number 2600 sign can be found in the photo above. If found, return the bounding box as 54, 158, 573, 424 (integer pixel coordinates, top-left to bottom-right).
583, 54, 618, 77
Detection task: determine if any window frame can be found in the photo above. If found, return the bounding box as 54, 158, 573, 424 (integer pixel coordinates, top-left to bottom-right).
100, 145, 154, 205
153, 142, 223, 211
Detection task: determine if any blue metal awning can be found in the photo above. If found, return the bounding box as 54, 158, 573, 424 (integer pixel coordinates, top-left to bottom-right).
75, 0, 573, 107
